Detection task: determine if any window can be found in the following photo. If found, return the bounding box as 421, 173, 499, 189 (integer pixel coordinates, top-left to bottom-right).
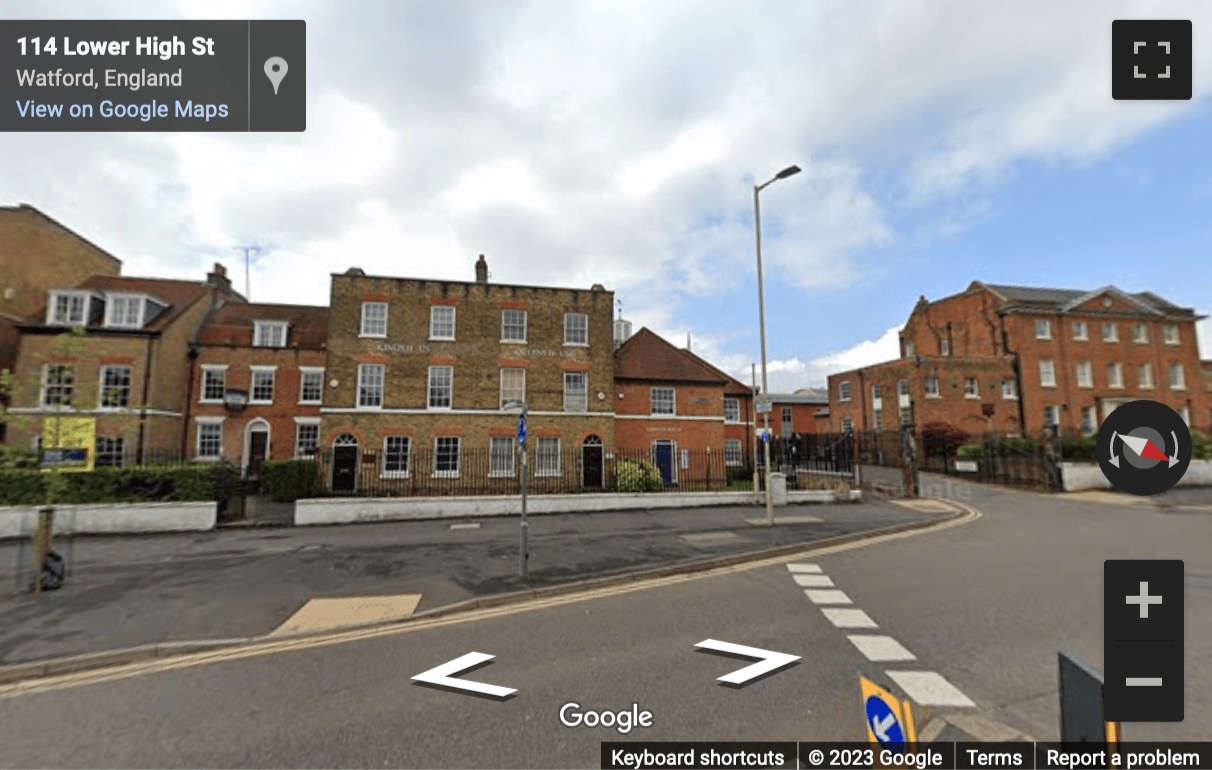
1075, 361, 1093, 389
197, 421, 222, 459
1039, 360, 1056, 388
1102, 322, 1118, 342
963, 377, 979, 398
201, 366, 226, 402
99, 365, 132, 408
1072, 321, 1088, 341
95, 437, 124, 467
295, 422, 319, 458
1035, 319, 1051, 339
48, 292, 87, 325
873, 409, 883, 432
1132, 323, 1149, 343
1107, 362, 1124, 389
650, 387, 675, 415
253, 320, 288, 348
1080, 406, 1097, 436
1168, 363, 1186, 390
383, 436, 410, 477
250, 367, 276, 403
42, 365, 74, 407
1164, 324, 1180, 345
905, 342, 916, 357
924, 377, 940, 397
500, 368, 525, 409
360, 302, 388, 337
871, 383, 882, 401
501, 309, 527, 342
899, 407, 913, 426
429, 306, 456, 340
724, 397, 740, 422
1002, 379, 1017, 399
564, 313, 588, 345
564, 372, 588, 411
357, 363, 384, 408
1180, 406, 1191, 426
1043, 405, 1060, 428
299, 368, 324, 404
1138, 363, 1154, 389
841, 417, 854, 433
724, 439, 742, 467
839, 381, 851, 401
434, 436, 460, 477
428, 366, 453, 409
489, 437, 516, 478
897, 380, 909, 397
536, 437, 561, 477
940, 339, 950, 356
106, 295, 144, 328
781, 406, 793, 434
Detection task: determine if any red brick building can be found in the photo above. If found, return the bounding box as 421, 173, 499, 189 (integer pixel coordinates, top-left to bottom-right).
614, 327, 752, 484
5, 265, 243, 463
765, 389, 829, 439
187, 302, 329, 476
829, 281, 1210, 438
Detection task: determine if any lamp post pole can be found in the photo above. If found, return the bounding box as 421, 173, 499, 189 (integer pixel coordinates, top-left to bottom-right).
753, 164, 801, 527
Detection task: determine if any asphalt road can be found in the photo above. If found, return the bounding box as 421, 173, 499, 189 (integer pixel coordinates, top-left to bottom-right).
0, 484, 1207, 767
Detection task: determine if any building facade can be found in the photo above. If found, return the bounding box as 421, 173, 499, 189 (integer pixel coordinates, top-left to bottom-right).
5, 265, 242, 463
829, 281, 1209, 438
187, 302, 329, 475
319, 256, 615, 494
764, 389, 829, 439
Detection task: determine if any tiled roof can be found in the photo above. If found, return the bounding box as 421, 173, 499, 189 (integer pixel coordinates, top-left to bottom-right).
24, 275, 214, 332
680, 346, 752, 395
197, 302, 329, 349
615, 327, 728, 384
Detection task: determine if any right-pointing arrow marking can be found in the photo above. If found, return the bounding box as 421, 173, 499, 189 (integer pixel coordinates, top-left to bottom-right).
695, 639, 801, 685
411, 652, 517, 699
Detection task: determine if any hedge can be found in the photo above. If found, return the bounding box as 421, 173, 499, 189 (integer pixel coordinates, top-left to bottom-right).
259, 459, 321, 502
0, 462, 238, 506
1061, 436, 1098, 461
616, 458, 663, 492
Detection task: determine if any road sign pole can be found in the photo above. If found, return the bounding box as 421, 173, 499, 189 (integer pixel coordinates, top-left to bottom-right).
518, 402, 529, 581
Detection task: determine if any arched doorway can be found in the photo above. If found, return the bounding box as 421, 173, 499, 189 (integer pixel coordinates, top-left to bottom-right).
582, 435, 603, 489
331, 433, 359, 493
244, 419, 270, 478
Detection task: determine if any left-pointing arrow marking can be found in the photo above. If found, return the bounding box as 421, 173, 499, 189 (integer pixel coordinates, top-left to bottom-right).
411, 652, 517, 699
695, 639, 801, 686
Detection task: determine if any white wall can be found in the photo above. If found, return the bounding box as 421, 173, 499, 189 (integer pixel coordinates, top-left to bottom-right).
1060, 460, 1212, 493
0, 502, 217, 539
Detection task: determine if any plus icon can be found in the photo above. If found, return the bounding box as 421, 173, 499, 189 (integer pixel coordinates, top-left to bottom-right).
1126, 581, 1163, 619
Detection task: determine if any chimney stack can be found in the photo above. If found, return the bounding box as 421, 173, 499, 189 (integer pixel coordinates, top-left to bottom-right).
206, 262, 231, 292
475, 254, 488, 283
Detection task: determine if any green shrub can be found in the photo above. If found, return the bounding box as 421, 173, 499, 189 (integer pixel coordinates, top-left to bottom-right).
1192, 431, 1212, 461
0, 463, 236, 506
260, 459, 321, 502
0, 445, 39, 469
616, 458, 663, 492
1061, 436, 1098, 461
956, 445, 986, 460
998, 437, 1039, 454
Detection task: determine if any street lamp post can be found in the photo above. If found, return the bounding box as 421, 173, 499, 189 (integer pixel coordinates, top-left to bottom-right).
754, 164, 801, 527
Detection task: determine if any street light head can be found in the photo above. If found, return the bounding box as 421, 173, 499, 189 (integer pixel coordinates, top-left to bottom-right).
776, 165, 802, 180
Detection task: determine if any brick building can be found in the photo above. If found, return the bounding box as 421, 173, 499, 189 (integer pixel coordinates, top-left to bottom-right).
613, 327, 753, 484
5, 264, 243, 463
765, 389, 829, 439
319, 256, 615, 494
187, 302, 329, 475
829, 281, 1209, 438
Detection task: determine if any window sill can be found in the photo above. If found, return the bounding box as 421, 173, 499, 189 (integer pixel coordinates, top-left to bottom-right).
1002, 395, 1019, 400
199, 398, 224, 405
1170, 386, 1187, 391
298, 400, 323, 406
296, 453, 318, 460
431, 472, 461, 479
358, 333, 387, 339
1072, 337, 1088, 342
925, 394, 941, 399
193, 456, 221, 462
535, 471, 561, 478
429, 337, 456, 343
964, 395, 980, 400
487, 472, 515, 479
249, 400, 274, 406
501, 338, 527, 344
650, 412, 676, 417
563, 342, 589, 348
428, 406, 453, 411
381, 472, 410, 479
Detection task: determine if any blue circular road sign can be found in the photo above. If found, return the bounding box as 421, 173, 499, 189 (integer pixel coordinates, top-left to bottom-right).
864, 694, 905, 747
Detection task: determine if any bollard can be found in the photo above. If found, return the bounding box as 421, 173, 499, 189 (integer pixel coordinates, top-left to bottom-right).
32, 506, 54, 595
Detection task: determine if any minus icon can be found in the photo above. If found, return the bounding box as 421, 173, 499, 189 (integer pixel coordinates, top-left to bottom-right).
1126, 677, 1164, 687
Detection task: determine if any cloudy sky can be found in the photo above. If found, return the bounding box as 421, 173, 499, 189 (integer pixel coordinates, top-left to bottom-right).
5, 0, 1212, 392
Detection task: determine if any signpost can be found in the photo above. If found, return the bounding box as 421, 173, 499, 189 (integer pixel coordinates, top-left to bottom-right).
511, 401, 529, 580
860, 675, 917, 751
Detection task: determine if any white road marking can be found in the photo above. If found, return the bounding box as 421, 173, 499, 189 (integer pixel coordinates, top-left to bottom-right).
449, 523, 481, 530
786, 563, 823, 574
792, 574, 834, 587
804, 589, 851, 605
886, 671, 974, 707
846, 635, 916, 662
820, 608, 878, 628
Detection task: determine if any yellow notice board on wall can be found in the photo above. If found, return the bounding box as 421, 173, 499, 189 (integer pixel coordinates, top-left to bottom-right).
40, 415, 96, 472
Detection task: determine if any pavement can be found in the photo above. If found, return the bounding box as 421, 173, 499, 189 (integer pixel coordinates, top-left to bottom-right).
0, 498, 944, 669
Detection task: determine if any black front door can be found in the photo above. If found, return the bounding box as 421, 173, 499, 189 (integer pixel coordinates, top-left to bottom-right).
248, 430, 268, 478
582, 442, 603, 489
332, 445, 358, 493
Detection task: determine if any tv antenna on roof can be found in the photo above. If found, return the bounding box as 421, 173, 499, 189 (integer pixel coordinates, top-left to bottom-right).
231, 245, 260, 299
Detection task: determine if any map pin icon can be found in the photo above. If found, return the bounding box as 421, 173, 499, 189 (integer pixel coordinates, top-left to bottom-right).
264, 57, 288, 95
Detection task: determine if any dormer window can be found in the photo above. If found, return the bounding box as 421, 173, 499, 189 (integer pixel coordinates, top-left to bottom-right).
47, 291, 89, 325
105, 294, 146, 328
253, 320, 289, 348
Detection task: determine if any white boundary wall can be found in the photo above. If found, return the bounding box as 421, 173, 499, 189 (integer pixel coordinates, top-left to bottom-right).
0, 502, 217, 539
1060, 460, 1212, 492
296, 489, 839, 526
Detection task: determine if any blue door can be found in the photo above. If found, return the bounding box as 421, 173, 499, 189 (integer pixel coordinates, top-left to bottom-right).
654, 442, 674, 486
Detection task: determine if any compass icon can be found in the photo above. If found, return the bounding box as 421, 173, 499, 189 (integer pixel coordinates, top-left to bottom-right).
1098, 400, 1192, 496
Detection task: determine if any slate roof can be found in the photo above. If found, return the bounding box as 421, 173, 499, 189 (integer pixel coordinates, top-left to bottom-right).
981, 283, 1197, 317
23, 275, 214, 332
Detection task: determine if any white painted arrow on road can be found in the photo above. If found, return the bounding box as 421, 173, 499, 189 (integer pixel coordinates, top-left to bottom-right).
411, 652, 517, 699
695, 639, 801, 685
